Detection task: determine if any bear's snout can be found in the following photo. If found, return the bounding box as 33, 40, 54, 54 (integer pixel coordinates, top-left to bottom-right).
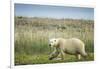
49, 44, 51, 46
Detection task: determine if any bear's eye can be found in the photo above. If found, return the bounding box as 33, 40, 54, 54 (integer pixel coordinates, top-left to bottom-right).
54, 40, 56, 42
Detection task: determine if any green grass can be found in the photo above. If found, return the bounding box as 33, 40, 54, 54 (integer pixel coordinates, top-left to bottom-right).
15, 53, 94, 65
14, 16, 94, 65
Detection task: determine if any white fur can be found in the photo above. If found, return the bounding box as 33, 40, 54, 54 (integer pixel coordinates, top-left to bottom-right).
49, 38, 87, 60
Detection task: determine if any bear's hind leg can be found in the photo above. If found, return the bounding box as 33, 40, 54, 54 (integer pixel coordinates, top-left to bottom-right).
76, 54, 81, 60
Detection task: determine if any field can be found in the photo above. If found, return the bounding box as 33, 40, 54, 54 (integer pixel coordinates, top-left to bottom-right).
14, 16, 94, 65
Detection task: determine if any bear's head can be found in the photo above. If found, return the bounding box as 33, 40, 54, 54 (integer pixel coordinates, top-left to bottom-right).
49, 38, 59, 48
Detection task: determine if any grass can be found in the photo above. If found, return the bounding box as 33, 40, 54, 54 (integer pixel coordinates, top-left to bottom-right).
14, 16, 94, 65
15, 53, 94, 65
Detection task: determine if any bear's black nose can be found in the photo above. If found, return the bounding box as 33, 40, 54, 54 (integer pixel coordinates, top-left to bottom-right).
49, 44, 51, 46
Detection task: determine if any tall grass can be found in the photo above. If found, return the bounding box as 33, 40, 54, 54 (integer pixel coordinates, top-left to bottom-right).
15, 16, 94, 65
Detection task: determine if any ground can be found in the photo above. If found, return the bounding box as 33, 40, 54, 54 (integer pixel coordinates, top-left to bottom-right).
15, 53, 94, 65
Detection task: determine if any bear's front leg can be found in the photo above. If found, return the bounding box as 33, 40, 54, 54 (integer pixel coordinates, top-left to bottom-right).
49, 49, 59, 60
59, 49, 65, 60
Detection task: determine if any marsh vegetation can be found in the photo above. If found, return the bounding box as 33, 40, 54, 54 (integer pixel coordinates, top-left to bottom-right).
15, 16, 94, 65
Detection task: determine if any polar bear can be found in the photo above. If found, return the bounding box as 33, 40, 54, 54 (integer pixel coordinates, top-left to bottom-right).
49, 38, 87, 60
